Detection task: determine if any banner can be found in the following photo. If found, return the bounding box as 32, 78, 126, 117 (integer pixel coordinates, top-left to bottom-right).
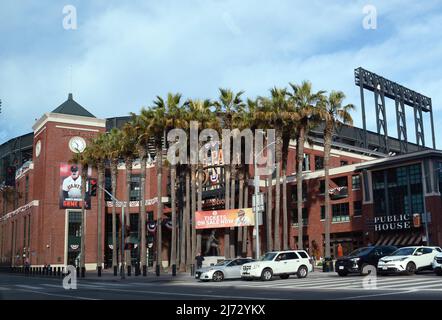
195, 208, 254, 229
59, 163, 91, 209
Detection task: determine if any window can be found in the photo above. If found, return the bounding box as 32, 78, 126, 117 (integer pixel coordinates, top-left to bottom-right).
291, 207, 308, 226
353, 201, 362, 216
105, 172, 112, 201
332, 203, 350, 222
352, 175, 361, 190
319, 181, 325, 194
320, 205, 325, 220
291, 183, 307, 202
297, 251, 308, 259
286, 252, 300, 260
130, 175, 141, 201
302, 154, 310, 171
340, 160, 348, 166
315, 156, 324, 170
25, 176, 29, 203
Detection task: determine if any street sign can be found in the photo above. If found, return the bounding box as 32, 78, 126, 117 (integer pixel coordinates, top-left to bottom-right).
252, 193, 265, 212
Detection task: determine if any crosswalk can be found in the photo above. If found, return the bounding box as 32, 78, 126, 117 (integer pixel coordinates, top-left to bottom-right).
0, 282, 130, 291
179, 275, 442, 291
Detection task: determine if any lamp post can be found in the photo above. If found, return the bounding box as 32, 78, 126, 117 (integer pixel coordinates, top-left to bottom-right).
253, 137, 276, 260
98, 184, 125, 279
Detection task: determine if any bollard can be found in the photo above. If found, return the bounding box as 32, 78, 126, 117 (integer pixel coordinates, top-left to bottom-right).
156, 264, 160, 277
114, 265, 118, 276
98, 266, 102, 277
142, 265, 147, 276
172, 264, 177, 276
127, 265, 132, 277
81, 267, 85, 278
76, 266, 80, 278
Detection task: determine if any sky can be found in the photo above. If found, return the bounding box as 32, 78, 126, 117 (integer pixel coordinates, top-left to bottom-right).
1, 0, 442, 148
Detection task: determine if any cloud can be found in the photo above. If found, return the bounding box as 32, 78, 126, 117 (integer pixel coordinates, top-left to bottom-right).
1, 0, 442, 148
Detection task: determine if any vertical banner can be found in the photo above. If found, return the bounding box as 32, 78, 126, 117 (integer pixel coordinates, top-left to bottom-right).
59, 163, 91, 209
195, 208, 254, 229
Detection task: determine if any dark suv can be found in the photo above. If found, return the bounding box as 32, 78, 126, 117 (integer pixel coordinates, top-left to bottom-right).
335, 246, 397, 276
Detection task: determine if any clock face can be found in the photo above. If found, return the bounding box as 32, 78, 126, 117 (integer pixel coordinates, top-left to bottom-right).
35, 140, 41, 158
69, 136, 86, 153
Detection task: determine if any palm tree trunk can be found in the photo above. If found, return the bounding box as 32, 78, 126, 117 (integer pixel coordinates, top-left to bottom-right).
156, 149, 163, 273
242, 179, 248, 256
274, 161, 281, 251
170, 164, 177, 272
125, 159, 133, 272
229, 166, 236, 258
266, 173, 273, 251
324, 127, 332, 259
111, 161, 118, 274
185, 168, 191, 270
297, 128, 305, 250
237, 176, 244, 257
80, 166, 87, 276
282, 169, 288, 250
191, 164, 197, 267
197, 164, 203, 255
179, 169, 188, 272
97, 163, 104, 274
139, 154, 147, 275
224, 165, 230, 258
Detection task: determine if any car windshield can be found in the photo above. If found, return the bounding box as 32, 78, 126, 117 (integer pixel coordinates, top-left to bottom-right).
260, 253, 278, 261
215, 260, 232, 266
348, 247, 372, 257
391, 248, 415, 256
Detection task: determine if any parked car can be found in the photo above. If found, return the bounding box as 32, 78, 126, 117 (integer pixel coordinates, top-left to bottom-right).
335, 245, 397, 276
432, 252, 442, 276
195, 258, 254, 282
377, 246, 442, 275
240, 250, 313, 281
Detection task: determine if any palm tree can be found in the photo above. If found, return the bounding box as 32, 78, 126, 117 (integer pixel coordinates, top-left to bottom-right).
214, 89, 245, 258
103, 128, 123, 275
132, 111, 151, 276
321, 91, 355, 259
83, 134, 107, 276
288, 81, 325, 250
121, 121, 139, 274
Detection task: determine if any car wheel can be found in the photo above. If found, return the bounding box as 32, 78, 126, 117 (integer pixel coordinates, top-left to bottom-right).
212, 271, 224, 282
279, 274, 289, 279
261, 268, 273, 281
337, 271, 348, 277
297, 266, 308, 279
435, 269, 442, 276
405, 262, 416, 275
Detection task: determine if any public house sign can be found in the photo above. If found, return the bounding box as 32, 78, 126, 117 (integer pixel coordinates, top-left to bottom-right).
374, 214, 412, 232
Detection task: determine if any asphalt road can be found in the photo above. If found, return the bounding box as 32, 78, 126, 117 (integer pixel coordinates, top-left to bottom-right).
1, 270, 442, 300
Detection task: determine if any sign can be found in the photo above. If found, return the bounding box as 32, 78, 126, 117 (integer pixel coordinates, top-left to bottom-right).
252, 193, 265, 212
413, 213, 421, 228
195, 208, 255, 229
373, 214, 411, 232
59, 163, 91, 209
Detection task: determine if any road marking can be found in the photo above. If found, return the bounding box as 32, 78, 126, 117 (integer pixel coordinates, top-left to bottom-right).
334, 289, 417, 300
380, 279, 442, 289
16, 288, 99, 300
0, 286, 10, 291
15, 285, 44, 290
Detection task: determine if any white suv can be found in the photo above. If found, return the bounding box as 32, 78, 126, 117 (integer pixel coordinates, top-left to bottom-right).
433, 252, 442, 276
378, 246, 442, 275
240, 250, 313, 281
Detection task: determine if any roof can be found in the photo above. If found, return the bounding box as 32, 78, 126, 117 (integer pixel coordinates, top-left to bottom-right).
51, 93, 95, 118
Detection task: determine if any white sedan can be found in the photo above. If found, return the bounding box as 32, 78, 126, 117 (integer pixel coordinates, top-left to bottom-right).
433, 252, 442, 276
195, 258, 255, 282
377, 246, 442, 275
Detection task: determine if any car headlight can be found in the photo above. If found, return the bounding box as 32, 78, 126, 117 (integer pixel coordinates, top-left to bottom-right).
350, 258, 360, 263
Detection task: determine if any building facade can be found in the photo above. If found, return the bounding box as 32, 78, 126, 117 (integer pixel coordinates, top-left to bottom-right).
1, 94, 441, 270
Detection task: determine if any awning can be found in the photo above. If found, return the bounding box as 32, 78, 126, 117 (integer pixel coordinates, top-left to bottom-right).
374, 233, 423, 247
374, 234, 385, 246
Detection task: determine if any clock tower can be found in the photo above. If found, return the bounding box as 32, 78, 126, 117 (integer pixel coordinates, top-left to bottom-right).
31, 93, 106, 268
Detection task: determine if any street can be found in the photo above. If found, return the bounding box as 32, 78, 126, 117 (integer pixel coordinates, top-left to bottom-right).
1, 270, 442, 300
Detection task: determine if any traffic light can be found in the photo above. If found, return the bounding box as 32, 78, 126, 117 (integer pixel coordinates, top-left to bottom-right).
89, 178, 97, 196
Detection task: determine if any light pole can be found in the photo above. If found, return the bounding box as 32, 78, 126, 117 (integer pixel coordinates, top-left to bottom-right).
98, 184, 126, 279
253, 138, 276, 260
421, 165, 442, 246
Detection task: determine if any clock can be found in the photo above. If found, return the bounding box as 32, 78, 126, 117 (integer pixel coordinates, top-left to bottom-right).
35, 140, 41, 158
69, 136, 86, 153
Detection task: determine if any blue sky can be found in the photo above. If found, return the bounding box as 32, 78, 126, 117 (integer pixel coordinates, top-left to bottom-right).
1, 0, 442, 148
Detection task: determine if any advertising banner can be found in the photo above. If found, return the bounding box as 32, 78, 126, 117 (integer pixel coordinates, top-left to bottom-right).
195, 208, 254, 229
59, 163, 91, 209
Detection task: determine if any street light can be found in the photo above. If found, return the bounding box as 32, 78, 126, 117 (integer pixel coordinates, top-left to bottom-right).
98, 184, 126, 279
253, 136, 276, 260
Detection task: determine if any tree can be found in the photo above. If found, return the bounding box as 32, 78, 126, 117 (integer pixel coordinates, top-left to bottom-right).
321, 91, 354, 259
288, 81, 325, 250
102, 128, 123, 275
215, 89, 245, 258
